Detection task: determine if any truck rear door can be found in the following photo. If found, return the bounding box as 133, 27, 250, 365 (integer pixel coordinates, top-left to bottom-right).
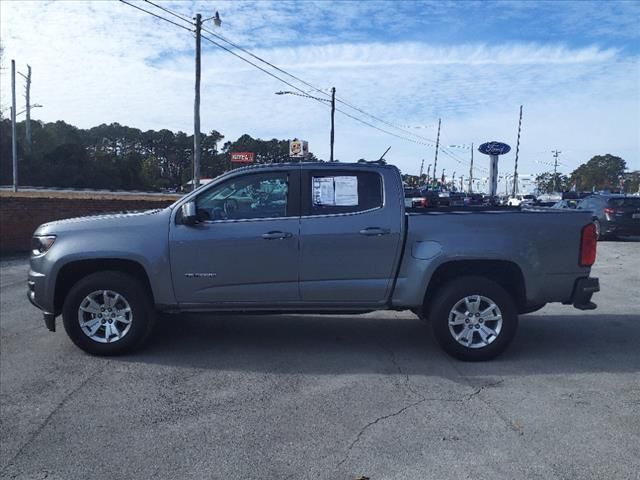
298, 167, 403, 305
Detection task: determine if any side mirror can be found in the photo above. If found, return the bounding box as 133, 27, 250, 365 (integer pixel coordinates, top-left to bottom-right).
181, 201, 198, 225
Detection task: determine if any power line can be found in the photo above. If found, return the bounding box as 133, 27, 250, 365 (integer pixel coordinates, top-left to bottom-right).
119, 0, 192, 32
143, 0, 192, 24
198, 31, 448, 150
126, 0, 440, 149
121, 0, 471, 166
196, 23, 440, 144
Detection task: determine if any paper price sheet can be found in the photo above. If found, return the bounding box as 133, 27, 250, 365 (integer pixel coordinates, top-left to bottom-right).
312, 176, 358, 206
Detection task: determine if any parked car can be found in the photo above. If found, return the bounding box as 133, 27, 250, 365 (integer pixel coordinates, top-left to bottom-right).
577, 194, 640, 239
405, 187, 442, 208
28, 162, 599, 361
403, 187, 421, 208
465, 194, 485, 206
552, 199, 579, 209
507, 194, 536, 206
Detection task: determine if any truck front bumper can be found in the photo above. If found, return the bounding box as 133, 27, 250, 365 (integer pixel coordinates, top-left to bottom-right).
27, 271, 56, 332
571, 277, 599, 310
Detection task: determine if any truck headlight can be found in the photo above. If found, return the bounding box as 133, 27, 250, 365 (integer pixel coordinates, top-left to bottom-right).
31, 235, 56, 256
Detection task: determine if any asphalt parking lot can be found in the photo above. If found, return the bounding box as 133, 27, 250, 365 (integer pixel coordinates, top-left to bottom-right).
1, 241, 639, 480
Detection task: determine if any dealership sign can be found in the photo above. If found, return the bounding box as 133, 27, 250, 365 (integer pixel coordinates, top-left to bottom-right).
477, 141, 511, 199
230, 152, 255, 163
289, 140, 309, 158
478, 141, 511, 156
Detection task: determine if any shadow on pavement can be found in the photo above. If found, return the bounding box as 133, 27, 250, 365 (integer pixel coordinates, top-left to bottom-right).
118, 312, 640, 376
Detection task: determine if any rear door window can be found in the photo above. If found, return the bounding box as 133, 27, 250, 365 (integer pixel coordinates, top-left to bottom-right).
306, 170, 383, 216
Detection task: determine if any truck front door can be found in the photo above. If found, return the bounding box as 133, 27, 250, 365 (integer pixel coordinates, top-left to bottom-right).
169, 169, 300, 306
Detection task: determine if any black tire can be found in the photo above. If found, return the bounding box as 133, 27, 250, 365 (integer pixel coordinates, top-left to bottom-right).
62, 271, 156, 356
412, 308, 429, 323
519, 303, 546, 315
429, 276, 518, 361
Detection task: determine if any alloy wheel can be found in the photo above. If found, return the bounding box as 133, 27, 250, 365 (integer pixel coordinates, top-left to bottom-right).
448, 295, 503, 349
77, 290, 133, 343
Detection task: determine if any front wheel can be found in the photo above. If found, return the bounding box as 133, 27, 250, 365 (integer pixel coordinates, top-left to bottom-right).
429, 276, 518, 361
62, 271, 156, 355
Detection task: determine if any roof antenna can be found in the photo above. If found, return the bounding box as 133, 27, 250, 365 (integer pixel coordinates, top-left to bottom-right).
378, 146, 391, 162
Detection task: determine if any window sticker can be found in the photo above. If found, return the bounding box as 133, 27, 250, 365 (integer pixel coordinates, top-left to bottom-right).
313, 177, 335, 205
312, 176, 359, 206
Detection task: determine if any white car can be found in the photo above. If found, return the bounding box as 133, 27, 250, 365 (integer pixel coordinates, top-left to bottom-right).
507, 194, 536, 206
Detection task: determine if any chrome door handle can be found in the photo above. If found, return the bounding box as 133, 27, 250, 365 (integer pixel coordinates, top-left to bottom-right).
359, 227, 391, 236
261, 231, 292, 240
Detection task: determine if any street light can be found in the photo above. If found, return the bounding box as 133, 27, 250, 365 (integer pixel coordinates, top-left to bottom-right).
275, 87, 336, 162
13, 103, 43, 117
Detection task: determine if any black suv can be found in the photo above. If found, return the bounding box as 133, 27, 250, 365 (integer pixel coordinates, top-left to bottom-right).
577, 194, 640, 239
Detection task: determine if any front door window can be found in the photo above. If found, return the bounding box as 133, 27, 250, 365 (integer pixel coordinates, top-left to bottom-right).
196, 173, 289, 221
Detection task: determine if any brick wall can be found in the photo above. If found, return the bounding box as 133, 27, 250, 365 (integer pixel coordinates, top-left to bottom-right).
0, 192, 179, 253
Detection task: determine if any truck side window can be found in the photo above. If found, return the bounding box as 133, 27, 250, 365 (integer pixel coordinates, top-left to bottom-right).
309, 171, 382, 216
195, 172, 289, 221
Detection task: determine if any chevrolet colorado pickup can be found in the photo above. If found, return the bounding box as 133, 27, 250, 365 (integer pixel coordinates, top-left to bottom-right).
28, 162, 599, 361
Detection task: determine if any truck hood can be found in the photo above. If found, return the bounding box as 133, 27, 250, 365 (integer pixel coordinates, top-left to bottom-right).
34, 208, 172, 235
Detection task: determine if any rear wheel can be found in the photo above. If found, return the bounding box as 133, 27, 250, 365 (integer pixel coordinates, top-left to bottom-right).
62, 271, 156, 355
429, 276, 518, 361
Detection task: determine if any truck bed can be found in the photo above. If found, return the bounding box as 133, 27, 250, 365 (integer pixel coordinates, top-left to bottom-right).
391, 206, 594, 308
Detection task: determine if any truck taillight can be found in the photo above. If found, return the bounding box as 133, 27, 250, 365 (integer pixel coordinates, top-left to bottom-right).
603, 207, 615, 215
421, 198, 429, 207
580, 223, 597, 267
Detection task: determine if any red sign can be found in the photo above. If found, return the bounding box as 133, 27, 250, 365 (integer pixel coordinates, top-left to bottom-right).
231, 152, 255, 164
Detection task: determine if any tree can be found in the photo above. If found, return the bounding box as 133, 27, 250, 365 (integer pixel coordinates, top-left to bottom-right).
401, 174, 420, 187
622, 170, 640, 193
570, 154, 626, 192
0, 118, 321, 190
222, 135, 318, 166
535, 171, 570, 194
201, 130, 225, 178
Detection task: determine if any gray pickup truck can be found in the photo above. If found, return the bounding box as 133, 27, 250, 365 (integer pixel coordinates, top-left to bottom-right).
28, 162, 599, 361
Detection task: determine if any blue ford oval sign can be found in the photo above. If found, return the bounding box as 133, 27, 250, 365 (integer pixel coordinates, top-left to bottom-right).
478, 141, 511, 156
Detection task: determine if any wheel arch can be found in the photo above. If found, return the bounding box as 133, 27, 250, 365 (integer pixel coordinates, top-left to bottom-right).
54, 258, 154, 315
422, 260, 526, 316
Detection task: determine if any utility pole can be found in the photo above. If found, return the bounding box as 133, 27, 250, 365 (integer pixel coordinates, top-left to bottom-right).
191, 11, 221, 187
433, 118, 441, 189
468, 142, 474, 193
330, 87, 335, 162
452, 171, 456, 190
11, 60, 18, 192
419, 158, 424, 180
512, 105, 523, 197
426, 164, 431, 186
552, 149, 561, 192
21, 65, 32, 153
193, 13, 203, 190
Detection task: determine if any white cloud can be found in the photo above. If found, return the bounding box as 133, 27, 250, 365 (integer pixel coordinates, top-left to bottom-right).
1, 0, 638, 181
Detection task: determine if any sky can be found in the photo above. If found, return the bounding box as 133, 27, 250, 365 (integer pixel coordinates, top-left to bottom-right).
1, 0, 639, 186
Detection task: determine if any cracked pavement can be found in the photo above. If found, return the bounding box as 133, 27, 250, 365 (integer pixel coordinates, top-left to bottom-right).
1, 240, 639, 479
